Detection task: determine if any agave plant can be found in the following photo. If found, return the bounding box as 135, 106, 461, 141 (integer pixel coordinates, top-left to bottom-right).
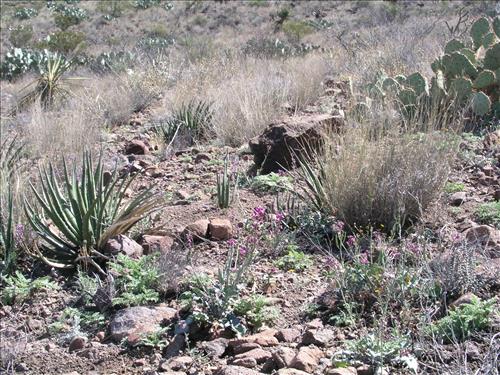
16, 54, 79, 111
24, 152, 161, 272
216, 156, 238, 209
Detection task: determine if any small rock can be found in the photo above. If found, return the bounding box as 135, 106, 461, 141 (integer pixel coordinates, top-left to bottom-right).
141, 235, 174, 255
449, 192, 466, 206
306, 318, 324, 330
231, 357, 258, 368
133, 358, 147, 367
109, 305, 177, 343
167, 356, 193, 371
327, 367, 358, 375
450, 293, 479, 309
125, 140, 149, 155
195, 153, 211, 164
183, 219, 210, 239
302, 328, 335, 347
233, 348, 272, 364
272, 347, 296, 369
45, 342, 57, 351
176, 189, 191, 200
356, 364, 373, 375
69, 336, 87, 352
276, 328, 301, 343
233, 342, 261, 355
229, 330, 279, 350
464, 225, 499, 248
164, 334, 186, 359
104, 235, 143, 258
214, 365, 262, 375
95, 331, 105, 341
208, 218, 233, 241
202, 338, 229, 358
276, 369, 310, 375
290, 346, 323, 373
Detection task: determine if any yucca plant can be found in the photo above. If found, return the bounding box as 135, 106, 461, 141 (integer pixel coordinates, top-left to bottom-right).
216, 156, 238, 209
0, 135, 25, 275
153, 100, 213, 148
24, 152, 161, 273
16, 54, 78, 111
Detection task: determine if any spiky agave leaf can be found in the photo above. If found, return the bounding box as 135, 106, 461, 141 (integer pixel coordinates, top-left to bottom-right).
24, 152, 162, 270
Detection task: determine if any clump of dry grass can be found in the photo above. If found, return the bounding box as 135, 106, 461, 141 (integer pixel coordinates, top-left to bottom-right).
298, 105, 462, 230
164, 53, 329, 146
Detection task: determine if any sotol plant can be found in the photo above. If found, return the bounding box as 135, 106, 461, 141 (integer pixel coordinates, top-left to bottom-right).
24, 152, 160, 272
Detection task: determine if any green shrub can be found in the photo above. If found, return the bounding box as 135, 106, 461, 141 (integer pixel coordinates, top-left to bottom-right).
53, 7, 88, 30
475, 201, 500, 227
234, 294, 279, 330
275, 245, 313, 272
90, 51, 136, 74
242, 37, 320, 59
24, 152, 160, 272
109, 254, 160, 307
134, 0, 161, 9
14, 7, 38, 20
282, 20, 314, 42
9, 25, 33, 47
251, 172, 293, 193
2, 271, 58, 305
428, 297, 496, 343
137, 36, 175, 53
443, 182, 465, 194
36, 31, 86, 54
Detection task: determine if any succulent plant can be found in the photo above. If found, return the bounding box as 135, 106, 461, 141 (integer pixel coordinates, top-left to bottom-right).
470, 17, 491, 49
471, 92, 491, 116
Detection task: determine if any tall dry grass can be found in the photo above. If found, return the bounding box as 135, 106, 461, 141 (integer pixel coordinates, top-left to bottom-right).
298, 104, 463, 231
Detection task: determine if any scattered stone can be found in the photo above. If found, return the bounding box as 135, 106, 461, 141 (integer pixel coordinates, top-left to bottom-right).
125, 140, 149, 155
230, 357, 257, 368
104, 235, 143, 258
229, 330, 280, 350
109, 305, 177, 343
69, 336, 87, 352
176, 189, 191, 200
249, 114, 344, 174
208, 218, 233, 241
45, 342, 57, 351
233, 348, 272, 364
464, 225, 499, 249
95, 331, 105, 341
290, 346, 323, 373
233, 342, 261, 355
202, 338, 229, 358
276, 328, 301, 343
356, 364, 373, 375
272, 347, 296, 369
164, 334, 186, 359
141, 235, 174, 255
133, 358, 147, 367
305, 318, 324, 330
167, 356, 193, 371
214, 365, 262, 375
449, 192, 466, 206
195, 153, 211, 163
302, 328, 335, 347
450, 293, 479, 309
327, 367, 358, 375
276, 369, 311, 375
183, 219, 210, 239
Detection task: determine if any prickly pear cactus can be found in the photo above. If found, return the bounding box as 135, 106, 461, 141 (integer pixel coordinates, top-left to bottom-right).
483, 42, 500, 71
471, 92, 491, 115
442, 52, 478, 79
473, 70, 495, 89
445, 39, 465, 54
471, 17, 491, 48
406, 73, 429, 96
449, 77, 472, 103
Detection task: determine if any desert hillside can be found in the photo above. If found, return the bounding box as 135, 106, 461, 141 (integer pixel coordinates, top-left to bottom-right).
0, 1, 499, 375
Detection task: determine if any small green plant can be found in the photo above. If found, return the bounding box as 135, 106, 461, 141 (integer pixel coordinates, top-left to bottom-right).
134, 0, 161, 9
36, 31, 86, 54
217, 157, 238, 209
275, 245, 313, 272
153, 100, 213, 147
234, 294, 279, 330
282, 20, 314, 42
15, 54, 77, 110
333, 331, 417, 373
428, 296, 496, 343
251, 172, 293, 193
25, 152, 159, 272
49, 307, 105, 335
2, 271, 58, 305
443, 182, 465, 194
136, 327, 169, 349
475, 201, 500, 227
14, 7, 38, 20
53, 6, 88, 30
109, 254, 160, 307
9, 25, 33, 48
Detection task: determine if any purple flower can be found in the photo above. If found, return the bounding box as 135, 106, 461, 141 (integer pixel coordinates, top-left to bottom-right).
275, 212, 285, 223
451, 232, 462, 243
239, 246, 248, 256
359, 252, 369, 265
186, 233, 194, 248
332, 220, 345, 233
346, 235, 356, 247
252, 207, 266, 222
406, 242, 421, 255
277, 169, 286, 177
227, 238, 237, 247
